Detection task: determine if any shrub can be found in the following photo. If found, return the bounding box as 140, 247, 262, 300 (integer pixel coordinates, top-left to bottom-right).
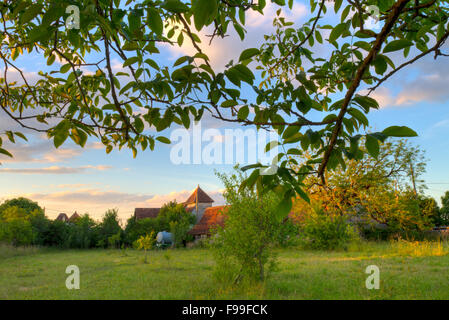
299, 211, 359, 250
276, 219, 300, 247
169, 219, 193, 247
0, 218, 33, 246
212, 170, 283, 283
135, 232, 156, 263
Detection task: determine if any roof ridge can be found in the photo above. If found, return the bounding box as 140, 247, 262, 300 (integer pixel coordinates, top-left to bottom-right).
184, 185, 215, 204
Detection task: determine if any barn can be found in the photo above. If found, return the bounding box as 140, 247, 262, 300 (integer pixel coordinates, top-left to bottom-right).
134, 186, 227, 238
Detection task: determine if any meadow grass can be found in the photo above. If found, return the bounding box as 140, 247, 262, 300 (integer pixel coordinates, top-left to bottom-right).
0, 241, 448, 300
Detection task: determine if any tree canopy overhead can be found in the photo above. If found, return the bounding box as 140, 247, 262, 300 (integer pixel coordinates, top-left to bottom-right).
1, 0, 449, 213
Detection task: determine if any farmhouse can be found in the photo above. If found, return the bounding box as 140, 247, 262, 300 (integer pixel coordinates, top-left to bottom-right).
134, 186, 227, 238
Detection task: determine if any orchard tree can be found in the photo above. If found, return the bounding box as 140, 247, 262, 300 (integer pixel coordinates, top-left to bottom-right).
1, 0, 449, 213
293, 139, 434, 235
0, 197, 44, 215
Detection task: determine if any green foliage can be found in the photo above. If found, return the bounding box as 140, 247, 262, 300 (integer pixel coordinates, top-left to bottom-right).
68, 214, 99, 248
276, 219, 300, 247
294, 139, 433, 239
97, 209, 122, 248
1, 0, 447, 206
124, 201, 195, 245
108, 231, 122, 249
212, 169, 284, 283
298, 209, 359, 250
0, 202, 49, 246
169, 219, 192, 247
0, 217, 33, 246
135, 231, 156, 263
0, 198, 44, 216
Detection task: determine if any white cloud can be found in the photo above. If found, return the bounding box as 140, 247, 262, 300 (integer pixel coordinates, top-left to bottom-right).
366, 47, 449, 108
163, 1, 307, 70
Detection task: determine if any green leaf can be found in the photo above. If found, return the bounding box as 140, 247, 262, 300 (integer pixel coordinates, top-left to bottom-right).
239, 48, 260, 62
47, 55, 56, 66
382, 126, 418, 137
71, 128, 88, 147
156, 136, 171, 144
123, 56, 139, 67
373, 55, 387, 75
0, 148, 13, 158
315, 30, 323, 43
147, 8, 163, 36
134, 117, 144, 133
282, 125, 301, 140
365, 135, 380, 159
145, 58, 160, 70
237, 105, 249, 120
14, 132, 27, 141
221, 100, 238, 108
276, 194, 293, 219
334, 0, 343, 13
21, 4, 43, 24
329, 23, 347, 43
193, 0, 218, 31
348, 108, 369, 127
352, 95, 379, 112
53, 120, 71, 148
60, 64, 72, 74
161, 0, 189, 13
383, 39, 413, 53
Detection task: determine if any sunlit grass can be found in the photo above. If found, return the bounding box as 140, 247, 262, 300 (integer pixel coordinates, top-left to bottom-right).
391, 239, 448, 257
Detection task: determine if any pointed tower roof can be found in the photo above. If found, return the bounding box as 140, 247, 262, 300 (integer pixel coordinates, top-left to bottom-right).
69, 212, 80, 222
55, 213, 69, 222
184, 186, 214, 205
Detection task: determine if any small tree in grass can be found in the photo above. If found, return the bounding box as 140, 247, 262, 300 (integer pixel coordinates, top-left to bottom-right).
213, 169, 284, 283
136, 232, 156, 264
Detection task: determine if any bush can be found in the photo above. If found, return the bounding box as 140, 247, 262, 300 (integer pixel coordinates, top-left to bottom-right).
276, 219, 300, 247
124, 201, 195, 246
212, 170, 283, 283
0, 218, 33, 246
299, 212, 359, 250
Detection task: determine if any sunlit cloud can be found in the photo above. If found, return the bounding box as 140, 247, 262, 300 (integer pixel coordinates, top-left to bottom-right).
0, 165, 112, 174
11, 188, 225, 221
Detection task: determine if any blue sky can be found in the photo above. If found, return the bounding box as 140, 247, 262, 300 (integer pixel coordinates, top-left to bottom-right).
1, 1, 449, 221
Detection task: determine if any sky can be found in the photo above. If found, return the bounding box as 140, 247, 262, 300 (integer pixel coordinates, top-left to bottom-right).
1, 1, 449, 222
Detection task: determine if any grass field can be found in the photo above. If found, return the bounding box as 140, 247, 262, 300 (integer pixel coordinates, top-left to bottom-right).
1, 241, 448, 300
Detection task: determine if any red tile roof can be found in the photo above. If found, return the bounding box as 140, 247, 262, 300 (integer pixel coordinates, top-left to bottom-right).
184, 186, 215, 205
134, 208, 161, 220
188, 205, 228, 236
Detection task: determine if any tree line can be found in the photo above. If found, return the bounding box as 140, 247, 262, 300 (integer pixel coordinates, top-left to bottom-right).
0, 199, 195, 248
